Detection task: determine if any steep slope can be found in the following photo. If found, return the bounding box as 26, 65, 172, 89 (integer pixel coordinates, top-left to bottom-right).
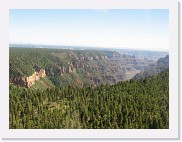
10, 70, 169, 129
10, 48, 153, 88
133, 55, 169, 80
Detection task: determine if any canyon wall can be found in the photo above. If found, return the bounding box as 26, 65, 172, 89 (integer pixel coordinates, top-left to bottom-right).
10, 69, 46, 88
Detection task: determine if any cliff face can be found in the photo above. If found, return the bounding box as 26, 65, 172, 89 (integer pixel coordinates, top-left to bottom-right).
59, 65, 76, 74
58, 55, 110, 75
10, 69, 46, 88
38, 69, 46, 77
133, 55, 169, 80
10, 48, 158, 88
55, 53, 153, 84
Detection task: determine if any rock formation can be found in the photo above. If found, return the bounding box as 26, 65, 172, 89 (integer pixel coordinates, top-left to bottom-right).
38, 69, 46, 77
10, 69, 46, 88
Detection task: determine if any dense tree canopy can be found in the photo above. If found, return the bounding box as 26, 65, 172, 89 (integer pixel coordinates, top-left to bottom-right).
10, 70, 169, 129
9, 48, 107, 78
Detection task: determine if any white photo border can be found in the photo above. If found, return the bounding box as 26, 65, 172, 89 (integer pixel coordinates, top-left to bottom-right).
0, 0, 179, 139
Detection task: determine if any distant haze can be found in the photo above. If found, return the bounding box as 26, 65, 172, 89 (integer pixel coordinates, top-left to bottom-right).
9, 9, 169, 51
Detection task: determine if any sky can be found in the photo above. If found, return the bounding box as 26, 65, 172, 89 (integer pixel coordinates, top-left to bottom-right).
9, 9, 169, 51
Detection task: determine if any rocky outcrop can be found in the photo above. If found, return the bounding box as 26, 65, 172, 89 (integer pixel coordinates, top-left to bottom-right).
85, 57, 93, 61
59, 65, 76, 74
93, 56, 99, 60
66, 66, 76, 73
38, 69, 46, 77
59, 66, 66, 74
10, 69, 46, 88
73, 61, 85, 68
58, 55, 110, 75
78, 55, 108, 61
100, 56, 108, 60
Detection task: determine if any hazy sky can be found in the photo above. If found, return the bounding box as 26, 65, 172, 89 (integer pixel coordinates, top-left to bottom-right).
9, 9, 169, 51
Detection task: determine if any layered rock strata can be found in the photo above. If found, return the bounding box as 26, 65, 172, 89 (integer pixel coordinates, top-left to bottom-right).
10, 69, 46, 88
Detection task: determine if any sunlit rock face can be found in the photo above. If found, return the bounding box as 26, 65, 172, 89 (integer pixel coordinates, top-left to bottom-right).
10, 69, 46, 88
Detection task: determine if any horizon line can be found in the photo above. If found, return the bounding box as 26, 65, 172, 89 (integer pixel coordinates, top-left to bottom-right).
9, 43, 169, 52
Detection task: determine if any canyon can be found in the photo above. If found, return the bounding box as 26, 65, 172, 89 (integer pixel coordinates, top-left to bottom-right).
10, 48, 166, 88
